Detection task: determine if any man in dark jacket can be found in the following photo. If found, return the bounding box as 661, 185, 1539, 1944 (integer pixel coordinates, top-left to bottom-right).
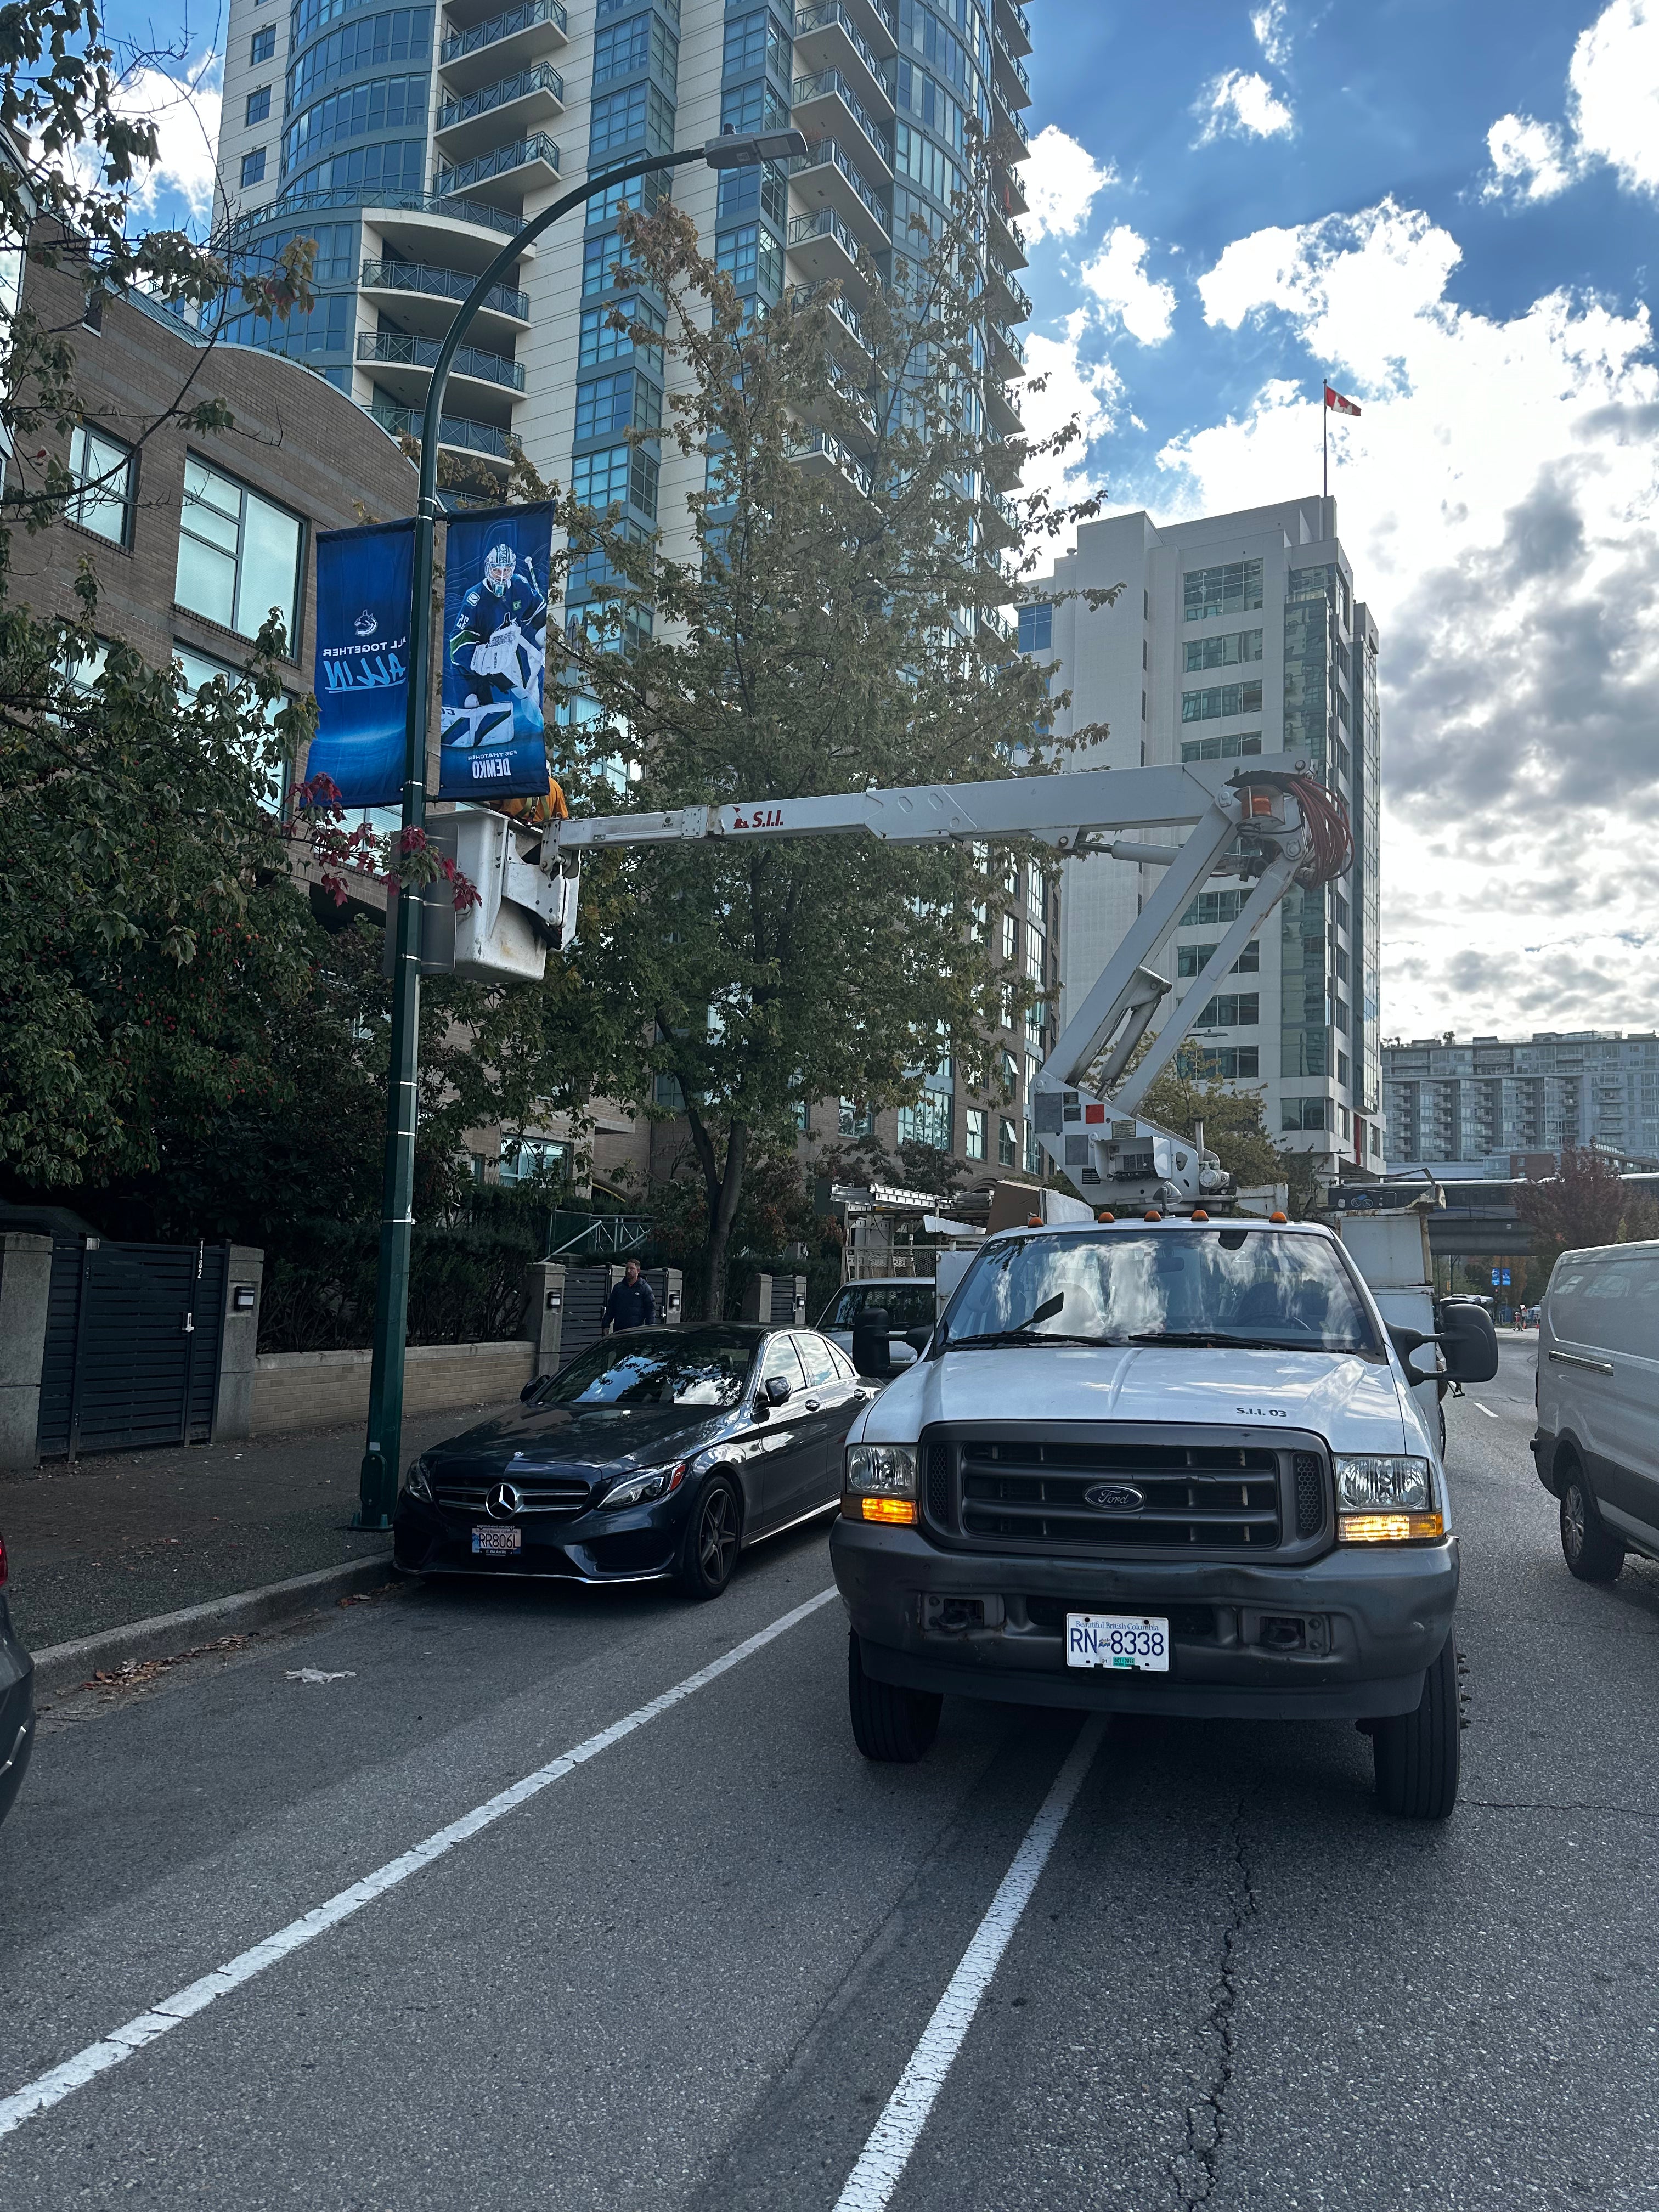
603, 1260, 656, 1333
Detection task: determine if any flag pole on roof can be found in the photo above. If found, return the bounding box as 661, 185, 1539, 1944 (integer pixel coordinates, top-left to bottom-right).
1322, 380, 1362, 500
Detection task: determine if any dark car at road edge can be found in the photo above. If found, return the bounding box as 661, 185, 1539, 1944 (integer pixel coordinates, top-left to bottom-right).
0, 1524, 34, 1827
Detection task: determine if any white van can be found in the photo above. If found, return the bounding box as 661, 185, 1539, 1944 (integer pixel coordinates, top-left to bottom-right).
1532, 1239, 1659, 1581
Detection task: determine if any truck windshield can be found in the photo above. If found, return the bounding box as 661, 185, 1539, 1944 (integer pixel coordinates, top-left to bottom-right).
939, 1231, 1381, 1355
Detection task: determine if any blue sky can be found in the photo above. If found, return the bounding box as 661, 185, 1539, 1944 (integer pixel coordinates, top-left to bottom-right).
93, 0, 1659, 1044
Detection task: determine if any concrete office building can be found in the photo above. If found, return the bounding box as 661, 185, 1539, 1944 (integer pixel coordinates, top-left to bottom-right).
1384, 1032, 1659, 1177
212, 0, 1039, 549
1023, 495, 1383, 1175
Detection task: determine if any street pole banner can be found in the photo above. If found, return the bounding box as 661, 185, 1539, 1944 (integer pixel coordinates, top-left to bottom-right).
306, 518, 416, 809
439, 501, 555, 800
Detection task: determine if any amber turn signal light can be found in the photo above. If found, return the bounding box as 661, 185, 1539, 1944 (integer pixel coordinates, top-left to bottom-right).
1339, 1511, 1446, 1543
853, 1496, 918, 1526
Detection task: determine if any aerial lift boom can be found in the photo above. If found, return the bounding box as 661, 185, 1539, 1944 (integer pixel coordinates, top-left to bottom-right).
443, 750, 1351, 1212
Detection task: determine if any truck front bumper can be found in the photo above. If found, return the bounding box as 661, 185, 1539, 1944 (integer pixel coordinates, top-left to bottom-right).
830, 1519, 1459, 1721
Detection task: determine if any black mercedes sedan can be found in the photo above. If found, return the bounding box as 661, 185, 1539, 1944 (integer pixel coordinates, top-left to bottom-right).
393, 1323, 874, 1600
0, 1523, 34, 1829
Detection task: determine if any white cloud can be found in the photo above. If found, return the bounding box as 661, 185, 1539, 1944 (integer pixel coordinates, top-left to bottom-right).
59, 51, 223, 225
1482, 112, 1580, 202
1569, 0, 1659, 195
1080, 225, 1177, 346
1195, 69, 1294, 143
1163, 195, 1659, 1039
1250, 1, 1292, 67
1021, 125, 1115, 245
1020, 313, 1123, 530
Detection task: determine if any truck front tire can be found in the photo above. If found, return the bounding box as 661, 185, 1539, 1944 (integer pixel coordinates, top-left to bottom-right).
1372, 1632, 1460, 1820
848, 1632, 941, 1763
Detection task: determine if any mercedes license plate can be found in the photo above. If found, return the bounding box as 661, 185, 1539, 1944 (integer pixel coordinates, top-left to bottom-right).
471, 1525, 521, 1556
1065, 1613, 1169, 1672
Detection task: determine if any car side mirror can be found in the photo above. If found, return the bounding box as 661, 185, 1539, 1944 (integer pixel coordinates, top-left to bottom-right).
850, 1307, 894, 1379
520, 1377, 544, 1404
1438, 1300, 1500, 1384
764, 1373, 793, 1407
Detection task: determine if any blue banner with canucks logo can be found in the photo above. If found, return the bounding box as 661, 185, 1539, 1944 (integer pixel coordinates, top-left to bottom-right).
438, 502, 555, 802
306, 518, 414, 810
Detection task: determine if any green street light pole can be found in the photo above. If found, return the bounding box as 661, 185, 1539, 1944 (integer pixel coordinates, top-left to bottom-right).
355, 127, 808, 1531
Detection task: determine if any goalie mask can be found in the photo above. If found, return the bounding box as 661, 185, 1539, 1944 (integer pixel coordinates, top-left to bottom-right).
483, 544, 516, 595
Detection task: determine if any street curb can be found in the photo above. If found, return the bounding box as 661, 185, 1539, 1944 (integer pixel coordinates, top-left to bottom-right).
27, 1553, 398, 1697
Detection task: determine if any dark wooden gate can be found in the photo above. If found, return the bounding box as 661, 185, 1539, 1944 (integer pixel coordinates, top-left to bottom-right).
36, 1239, 227, 1460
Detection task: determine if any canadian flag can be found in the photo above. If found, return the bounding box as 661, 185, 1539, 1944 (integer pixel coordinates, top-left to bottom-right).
1324, 383, 1362, 416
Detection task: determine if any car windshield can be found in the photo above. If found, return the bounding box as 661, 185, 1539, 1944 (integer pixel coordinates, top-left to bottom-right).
939, 1230, 1380, 1355
822, 1283, 938, 1331
539, 1332, 753, 1409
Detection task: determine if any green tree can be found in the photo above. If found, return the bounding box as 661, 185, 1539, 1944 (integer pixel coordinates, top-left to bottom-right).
549, 154, 1099, 1316
1512, 1147, 1655, 1279
1130, 1048, 1321, 1213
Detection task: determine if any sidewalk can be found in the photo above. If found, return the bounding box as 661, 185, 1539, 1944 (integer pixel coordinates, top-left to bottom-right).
0, 1400, 518, 1651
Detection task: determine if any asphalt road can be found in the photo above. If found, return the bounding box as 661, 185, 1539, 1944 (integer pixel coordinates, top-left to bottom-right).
4, 1335, 1658, 2211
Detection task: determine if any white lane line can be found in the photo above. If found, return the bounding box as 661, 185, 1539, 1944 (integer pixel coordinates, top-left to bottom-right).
832, 1713, 1107, 2212
0, 1584, 837, 2142
1472, 1403, 1499, 1419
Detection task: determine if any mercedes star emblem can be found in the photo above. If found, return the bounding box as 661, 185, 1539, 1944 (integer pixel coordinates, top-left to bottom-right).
486, 1481, 522, 1521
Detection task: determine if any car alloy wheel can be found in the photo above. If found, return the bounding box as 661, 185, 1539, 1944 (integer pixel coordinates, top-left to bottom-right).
678, 1475, 740, 1600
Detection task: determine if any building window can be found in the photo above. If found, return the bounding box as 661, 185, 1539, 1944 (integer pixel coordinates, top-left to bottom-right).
1338, 1050, 1351, 1088
1181, 731, 1262, 763
240, 148, 267, 187
897, 1090, 951, 1150
839, 1098, 873, 1138
1182, 680, 1263, 723
1197, 1047, 1259, 1079
723, 8, 789, 80
571, 441, 658, 520
720, 75, 789, 136
1282, 1098, 1327, 1131
574, 369, 659, 441
1183, 558, 1263, 622
245, 85, 271, 125
1000, 911, 1017, 962
1178, 940, 1259, 978
715, 221, 781, 295
251, 23, 276, 62
1180, 890, 1248, 927
66, 425, 136, 547
174, 641, 290, 808
1195, 993, 1259, 1028
594, 9, 651, 82
716, 159, 788, 228
174, 455, 303, 647
997, 1116, 1017, 1166
578, 294, 664, 371
1018, 602, 1052, 652
1183, 628, 1262, 673
965, 1106, 986, 1160
583, 232, 627, 298
591, 80, 675, 159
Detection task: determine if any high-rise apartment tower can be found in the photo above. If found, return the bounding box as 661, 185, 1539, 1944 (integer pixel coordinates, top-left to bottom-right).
213, 0, 1038, 593
1023, 496, 1383, 1175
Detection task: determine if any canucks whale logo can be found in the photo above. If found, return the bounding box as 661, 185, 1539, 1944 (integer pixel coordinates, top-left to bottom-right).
354, 608, 379, 638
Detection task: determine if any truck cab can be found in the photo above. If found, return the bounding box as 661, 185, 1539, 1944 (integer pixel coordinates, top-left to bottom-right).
830, 1215, 1497, 1819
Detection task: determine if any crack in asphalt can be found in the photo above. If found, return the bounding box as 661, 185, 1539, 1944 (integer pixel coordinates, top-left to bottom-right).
1462, 1798, 1659, 1816
1170, 1797, 1259, 2211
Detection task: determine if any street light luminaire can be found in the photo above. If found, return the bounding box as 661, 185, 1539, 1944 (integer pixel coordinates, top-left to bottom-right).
703, 128, 809, 167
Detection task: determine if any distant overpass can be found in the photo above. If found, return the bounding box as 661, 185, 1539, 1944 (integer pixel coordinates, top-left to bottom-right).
1402, 1173, 1659, 1259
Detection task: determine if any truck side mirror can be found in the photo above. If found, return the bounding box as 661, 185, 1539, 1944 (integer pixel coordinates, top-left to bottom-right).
904, 1326, 932, 1353
1438, 1300, 1500, 1384
851, 1307, 894, 1379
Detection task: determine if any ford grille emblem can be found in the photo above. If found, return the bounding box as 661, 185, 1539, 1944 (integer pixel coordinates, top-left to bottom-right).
1084, 1482, 1145, 1512
486, 1481, 522, 1520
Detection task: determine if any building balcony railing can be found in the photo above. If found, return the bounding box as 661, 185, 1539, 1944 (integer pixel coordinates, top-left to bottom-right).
793, 3, 896, 111
788, 136, 891, 240
788, 426, 873, 495
358, 329, 526, 390
439, 0, 568, 68
436, 132, 560, 196
989, 320, 1025, 374
792, 70, 895, 172
991, 22, 1031, 96
438, 62, 564, 132
990, 86, 1029, 155
371, 393, 516, 459
360, 259, 530, 321
225, 183, 521, 244
994, 0, 1031, 59
988, 255, 1031, 321
787, 282, 868, 352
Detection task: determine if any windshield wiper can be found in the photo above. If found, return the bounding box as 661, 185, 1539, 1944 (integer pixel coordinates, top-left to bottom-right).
945, 1330, 1126, 1349
1127, 1330, 1305, 1351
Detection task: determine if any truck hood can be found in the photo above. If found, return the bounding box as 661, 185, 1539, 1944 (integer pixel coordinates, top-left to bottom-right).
854, 1345, 1412, 1455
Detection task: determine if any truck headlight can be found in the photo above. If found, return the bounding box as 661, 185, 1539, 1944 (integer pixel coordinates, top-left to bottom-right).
1334, 1455, 1442, 1541
844, 1443, 918, 1526
1334, 1455, 1432, 1510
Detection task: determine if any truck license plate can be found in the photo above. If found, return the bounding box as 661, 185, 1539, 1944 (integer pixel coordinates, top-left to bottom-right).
471, 1525, 522, 1556
1065, 1613, 1169, 1671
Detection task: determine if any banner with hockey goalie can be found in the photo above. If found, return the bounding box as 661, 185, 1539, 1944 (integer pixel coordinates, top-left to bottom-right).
438, 502, 555, 802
